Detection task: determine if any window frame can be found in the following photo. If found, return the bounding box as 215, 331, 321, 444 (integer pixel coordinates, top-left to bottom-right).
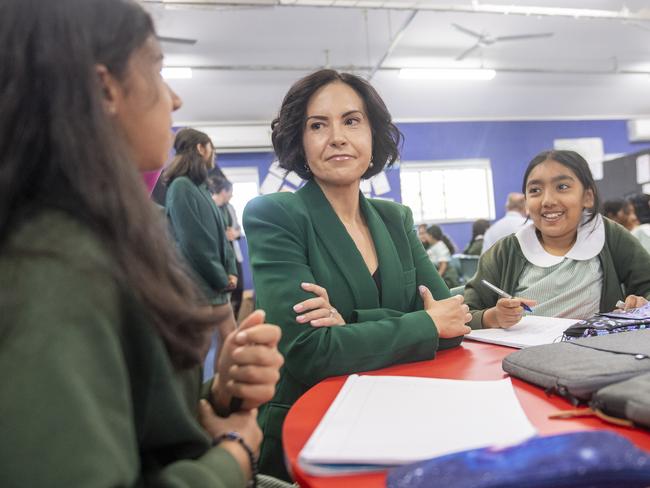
399, 159, 496, 224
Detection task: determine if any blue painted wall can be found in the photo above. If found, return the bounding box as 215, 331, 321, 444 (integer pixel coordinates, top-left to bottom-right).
216, 118, 650, 288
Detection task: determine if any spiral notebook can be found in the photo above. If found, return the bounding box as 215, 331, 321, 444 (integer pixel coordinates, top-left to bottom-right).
298, 375, 536, 476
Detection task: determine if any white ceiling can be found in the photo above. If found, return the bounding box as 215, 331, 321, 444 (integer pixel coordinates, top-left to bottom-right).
142, 1, 650, 124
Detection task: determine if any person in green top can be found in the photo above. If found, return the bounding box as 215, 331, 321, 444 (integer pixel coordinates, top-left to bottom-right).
464, 219, 491, 256
164, 128, 239, 355
243, 69, 472, 480
465, 150, 650, 329
0, 1, 284, 486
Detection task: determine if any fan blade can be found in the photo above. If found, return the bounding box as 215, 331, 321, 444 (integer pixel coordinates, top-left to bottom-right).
494, 33, 553, 42
157, 35, 197, 45
452, 23, 483, 40
456, 43, 480, 61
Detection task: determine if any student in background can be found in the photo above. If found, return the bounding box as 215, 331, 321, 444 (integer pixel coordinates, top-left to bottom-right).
602, 198, 639, 231
627, 194, 650, 254
418, 223, 431, 250
208, 175, 245, 319
602, 197, 650, 254
0, 0, 284, 486
423, 225, 461, 288
243, 69, 471, 480
464, 219, 490, 255
465, 150, 650, 329
481, 192, 527, 254
164, 128, 238, 351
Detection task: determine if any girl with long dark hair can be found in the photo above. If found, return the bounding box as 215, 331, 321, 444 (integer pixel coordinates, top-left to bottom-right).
0, 0, 283, 485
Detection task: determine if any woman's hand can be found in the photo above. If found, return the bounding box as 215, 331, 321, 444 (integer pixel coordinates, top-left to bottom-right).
212, 310, 284, 413
198, 400, 262, 480
482, 297, 537, 329
293, 282, 346, 327
620, 295, 648, 310
419, 285, 471, 338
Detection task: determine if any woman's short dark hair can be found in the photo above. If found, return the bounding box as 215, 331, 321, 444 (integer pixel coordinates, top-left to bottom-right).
0, 0, 215, 369
164, 128, 213, 185
271, 69, 403, 180
522, 150, 601, 226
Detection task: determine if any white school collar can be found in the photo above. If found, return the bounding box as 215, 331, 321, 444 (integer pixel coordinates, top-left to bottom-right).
515, 213, 605, 268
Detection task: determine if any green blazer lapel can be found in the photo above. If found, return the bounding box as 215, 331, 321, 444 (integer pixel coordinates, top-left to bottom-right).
361, 196, 405, 310
298, 180, 380, 308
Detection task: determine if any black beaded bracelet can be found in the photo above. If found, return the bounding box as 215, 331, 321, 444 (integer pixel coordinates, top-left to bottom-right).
213, 431, 258, 488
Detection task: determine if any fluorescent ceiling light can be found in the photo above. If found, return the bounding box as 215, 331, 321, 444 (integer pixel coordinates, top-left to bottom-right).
399, 68, 496, 81
162, 67, 192, 79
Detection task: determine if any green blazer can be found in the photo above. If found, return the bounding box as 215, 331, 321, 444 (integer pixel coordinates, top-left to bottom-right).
166, 176, 236, 305
243, 179, 463, 480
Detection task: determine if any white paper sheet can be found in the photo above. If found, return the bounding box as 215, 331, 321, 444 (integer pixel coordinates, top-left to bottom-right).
466, 315, 579, 349
637, 154, 650, 184
267, 160, 285, 178
284, 171, 303, 187
259, 173, 284, 195
299, 375, 536, 475
370, 171, 391, 195
360, 179, 372, 195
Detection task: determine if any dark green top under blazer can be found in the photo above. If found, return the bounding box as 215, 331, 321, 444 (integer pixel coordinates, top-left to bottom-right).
243, 180, 463, 480
166, 176, 236, 305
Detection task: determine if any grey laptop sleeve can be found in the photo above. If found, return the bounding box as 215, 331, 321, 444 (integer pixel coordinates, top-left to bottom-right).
502, 330, 650, 404
591, 372, 650, 429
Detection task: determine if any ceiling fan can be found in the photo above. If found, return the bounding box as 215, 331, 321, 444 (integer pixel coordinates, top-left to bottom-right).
452, 23, 553, 61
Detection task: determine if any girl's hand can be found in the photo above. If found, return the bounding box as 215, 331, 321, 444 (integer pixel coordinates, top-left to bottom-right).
621, 295, 648, 310
198, 400, 262, 481
212, 310, 284, 412
293, 282, 346, 327
420, 286, 471, 338
483, 297, 537, 329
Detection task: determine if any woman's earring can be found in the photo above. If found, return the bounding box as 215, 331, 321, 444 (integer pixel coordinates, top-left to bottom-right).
369, 157, 374, 169
304, 163, 311, 174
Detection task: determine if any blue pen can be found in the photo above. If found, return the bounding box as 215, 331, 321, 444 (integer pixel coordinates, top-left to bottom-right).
481, 279, 533, 313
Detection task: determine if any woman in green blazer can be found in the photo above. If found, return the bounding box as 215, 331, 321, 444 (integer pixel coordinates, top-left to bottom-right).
244, 69, 472, 480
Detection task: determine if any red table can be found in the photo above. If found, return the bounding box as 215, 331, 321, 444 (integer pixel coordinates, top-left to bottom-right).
282, 340, 650, 487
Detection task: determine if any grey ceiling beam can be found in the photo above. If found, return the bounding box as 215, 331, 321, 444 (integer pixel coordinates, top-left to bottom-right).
170, 64, 650, 76
143, 1, 650, 22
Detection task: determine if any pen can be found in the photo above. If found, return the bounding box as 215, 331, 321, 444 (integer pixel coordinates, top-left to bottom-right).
481, 279, 533, 313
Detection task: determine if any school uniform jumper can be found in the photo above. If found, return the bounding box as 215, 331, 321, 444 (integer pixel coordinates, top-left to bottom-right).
0, 210, 245, 487
465, 216, 650, 329
166, 176, 236, 305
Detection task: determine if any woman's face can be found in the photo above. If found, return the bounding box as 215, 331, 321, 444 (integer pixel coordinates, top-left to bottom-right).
525, 159, 594, 243
113, 35, 182, 171
302, 81, 373, 188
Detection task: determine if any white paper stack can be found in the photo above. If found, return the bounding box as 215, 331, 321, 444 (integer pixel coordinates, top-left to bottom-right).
298, 375, 536, 475
466, 315, 579, 349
